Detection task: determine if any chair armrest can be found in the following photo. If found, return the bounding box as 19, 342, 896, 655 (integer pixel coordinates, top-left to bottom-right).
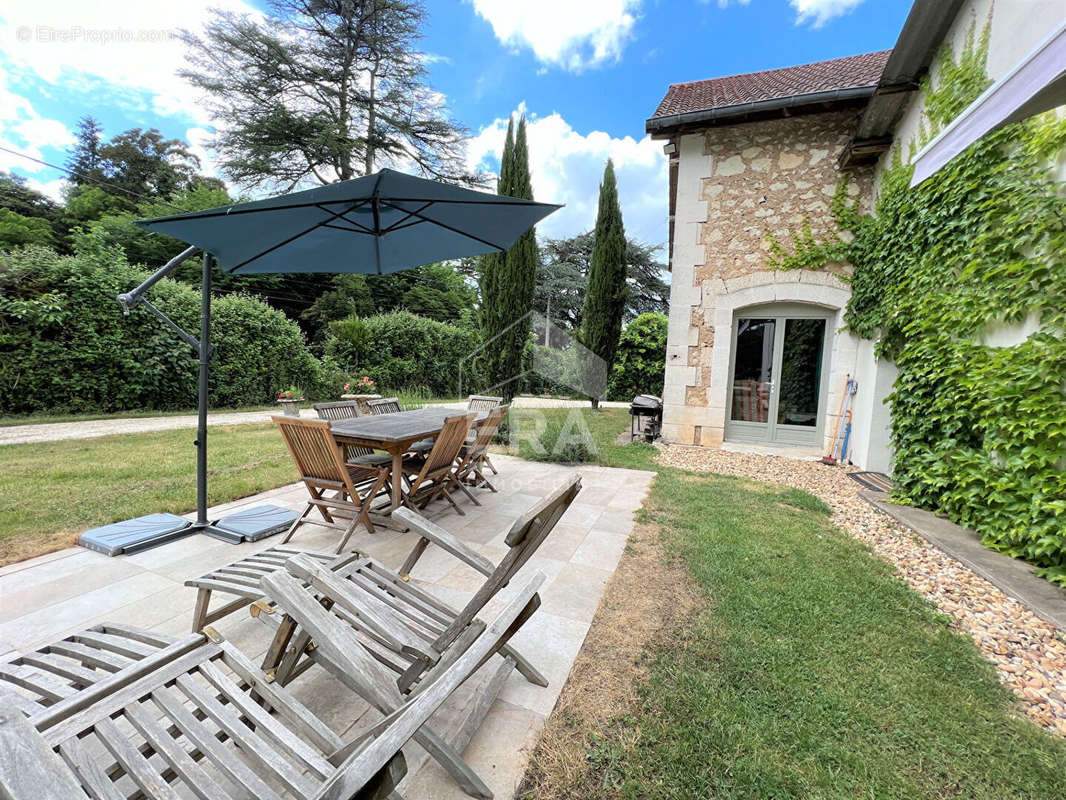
392, 507, 496, 578
0, 698, 90, 799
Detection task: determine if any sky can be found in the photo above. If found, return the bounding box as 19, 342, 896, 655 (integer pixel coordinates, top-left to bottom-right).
0, 0, 912, 248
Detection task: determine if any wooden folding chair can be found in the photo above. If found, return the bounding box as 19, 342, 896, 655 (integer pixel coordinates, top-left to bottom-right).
466, 394, 503, 411
450, 405, 508, 504
0, 573, 545, 800
313, 401, 392, 468
274, 416, 391, 552
260, 476, 581, 692
401, 413, 474, 516
367, 397, 401, 415
260, 559, 552, 799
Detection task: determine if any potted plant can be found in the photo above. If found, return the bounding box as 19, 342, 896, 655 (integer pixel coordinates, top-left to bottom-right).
277, 385, 305, 416
341, 376, 381, 414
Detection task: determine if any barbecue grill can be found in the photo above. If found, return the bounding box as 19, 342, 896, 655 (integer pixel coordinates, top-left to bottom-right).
629, 394, 663, 442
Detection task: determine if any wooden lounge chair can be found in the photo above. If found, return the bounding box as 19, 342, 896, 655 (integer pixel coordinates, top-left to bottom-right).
313, 401, 392, 468
274, 416, 391, 551
401, 413, 474, 516
262, 476, 582, 698
0, 573, 546, 800
184, 474, 580, 635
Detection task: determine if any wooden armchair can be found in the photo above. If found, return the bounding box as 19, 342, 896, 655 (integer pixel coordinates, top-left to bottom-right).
274, 416, 391, 550
367, 397, 401, 415
466, 394, 503, 411
0, 573, 546, 800
451, 405, 508, 503
313, 401, 391, 468
401, 412, 474, 515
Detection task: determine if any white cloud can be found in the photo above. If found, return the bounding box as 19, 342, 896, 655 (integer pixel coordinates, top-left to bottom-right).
0, 0, 262, 127
470, 0, 640, 71
0, 63, 73, 180
466, 105, 667, 245
25, 176, 67, 202
704, 0, 751, 7
789, 0, 865, 28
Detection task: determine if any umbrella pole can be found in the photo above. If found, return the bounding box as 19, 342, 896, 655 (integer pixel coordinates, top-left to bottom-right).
196, 252, 211, 526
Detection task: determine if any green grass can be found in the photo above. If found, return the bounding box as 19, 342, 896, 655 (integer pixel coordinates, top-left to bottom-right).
0, 423, 295, 564
521, 408, 1066, 798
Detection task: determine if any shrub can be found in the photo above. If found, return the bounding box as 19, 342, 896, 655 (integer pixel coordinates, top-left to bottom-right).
0, 241, 326, 414
606, 312, 667, 401
324, 310, 482, 398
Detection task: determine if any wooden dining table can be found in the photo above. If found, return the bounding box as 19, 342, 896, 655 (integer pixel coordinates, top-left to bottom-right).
329, 407, 489, 517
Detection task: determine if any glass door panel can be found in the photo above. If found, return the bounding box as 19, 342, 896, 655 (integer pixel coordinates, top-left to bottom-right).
776, 318, 826, 428
730, 318, 775, 423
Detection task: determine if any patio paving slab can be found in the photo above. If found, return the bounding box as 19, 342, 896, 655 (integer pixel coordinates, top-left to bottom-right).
0, 454, 654, 799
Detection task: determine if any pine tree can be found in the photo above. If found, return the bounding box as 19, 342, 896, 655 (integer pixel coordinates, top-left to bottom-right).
579, 159, 628, 409
65, 116, 104, 186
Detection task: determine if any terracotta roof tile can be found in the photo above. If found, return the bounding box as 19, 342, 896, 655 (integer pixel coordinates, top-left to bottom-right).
650, 50, 891, 121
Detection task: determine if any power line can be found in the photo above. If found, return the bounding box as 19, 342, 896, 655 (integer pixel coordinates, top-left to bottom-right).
0, 144, 194, 214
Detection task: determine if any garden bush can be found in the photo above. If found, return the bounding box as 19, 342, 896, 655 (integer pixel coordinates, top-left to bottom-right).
324, 310, 482, 398
606, 312, 667, 401
0, 239, 327, 414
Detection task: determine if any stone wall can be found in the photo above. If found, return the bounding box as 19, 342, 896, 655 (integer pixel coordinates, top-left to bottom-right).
662, 109, 874, 448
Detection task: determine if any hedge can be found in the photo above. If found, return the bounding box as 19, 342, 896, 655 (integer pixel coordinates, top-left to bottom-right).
606, 312, 667, 401
0, 241, 327, 414
325, 310, 482, 397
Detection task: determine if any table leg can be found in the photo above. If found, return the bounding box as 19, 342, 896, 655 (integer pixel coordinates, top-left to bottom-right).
391, 446, 404, 512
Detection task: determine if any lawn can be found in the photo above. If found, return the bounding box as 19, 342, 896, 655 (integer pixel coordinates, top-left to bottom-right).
519, 409, 1066, 799
0, 423, 296, 565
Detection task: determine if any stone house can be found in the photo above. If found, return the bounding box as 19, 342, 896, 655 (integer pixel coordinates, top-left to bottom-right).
645, 0, 1063, 472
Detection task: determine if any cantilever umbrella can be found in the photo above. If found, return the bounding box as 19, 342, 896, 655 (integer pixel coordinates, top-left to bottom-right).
90, 169, 560, 552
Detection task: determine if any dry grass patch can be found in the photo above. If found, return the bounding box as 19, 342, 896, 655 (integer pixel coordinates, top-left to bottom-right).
518, 520, 700, 798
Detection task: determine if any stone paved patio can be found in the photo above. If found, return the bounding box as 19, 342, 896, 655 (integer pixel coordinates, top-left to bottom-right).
0, 455, 654, 798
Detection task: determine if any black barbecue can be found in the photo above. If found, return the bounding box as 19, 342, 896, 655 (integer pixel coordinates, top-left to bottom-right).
629, 394, 662, 442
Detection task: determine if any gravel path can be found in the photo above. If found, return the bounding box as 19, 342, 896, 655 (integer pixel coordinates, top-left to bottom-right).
0, 397, 630, 446
656, 443, 1066, 738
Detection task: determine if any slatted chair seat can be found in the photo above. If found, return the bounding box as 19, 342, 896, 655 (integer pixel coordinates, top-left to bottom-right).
0, 574, 546, 800
0, 625, 177, 717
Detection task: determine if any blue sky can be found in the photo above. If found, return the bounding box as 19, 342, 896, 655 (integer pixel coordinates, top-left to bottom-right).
0, 0, 911, 247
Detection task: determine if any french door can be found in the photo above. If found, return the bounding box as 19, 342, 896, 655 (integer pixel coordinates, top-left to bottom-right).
724, 305, 831, 446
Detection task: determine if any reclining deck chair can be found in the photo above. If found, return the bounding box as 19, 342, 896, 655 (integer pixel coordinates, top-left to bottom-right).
0, 573, 546, 800
274, 416, 391, 552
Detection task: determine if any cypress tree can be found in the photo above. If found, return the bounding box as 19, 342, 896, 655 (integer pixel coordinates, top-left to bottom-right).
480, 115, 537, 401
579, 159, 628, 409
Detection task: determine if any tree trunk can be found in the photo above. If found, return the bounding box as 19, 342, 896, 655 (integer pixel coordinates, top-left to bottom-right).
590, 396, 600, 410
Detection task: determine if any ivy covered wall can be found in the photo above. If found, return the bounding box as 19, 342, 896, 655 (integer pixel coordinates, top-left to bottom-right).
843, 25, 1066, 585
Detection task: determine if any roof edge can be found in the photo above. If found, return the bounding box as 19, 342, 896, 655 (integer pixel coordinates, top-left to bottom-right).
645, 85, 877, 135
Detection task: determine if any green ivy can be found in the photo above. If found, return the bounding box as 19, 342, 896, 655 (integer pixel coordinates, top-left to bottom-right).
763, 179, 862, 272
843, 23, 1066, 585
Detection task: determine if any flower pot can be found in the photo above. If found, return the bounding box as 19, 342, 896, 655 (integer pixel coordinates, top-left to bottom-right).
278, 398, 303, 417
341, 393, 382, 415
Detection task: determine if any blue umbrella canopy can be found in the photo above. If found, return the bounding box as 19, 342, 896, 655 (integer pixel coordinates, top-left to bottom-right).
134, 168, 560, 274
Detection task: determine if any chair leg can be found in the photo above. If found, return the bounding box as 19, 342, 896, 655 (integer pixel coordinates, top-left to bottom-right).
483, 454, 498, 475
191, 588, 211, 633
400, 537, 430, 578
280, 502, 314, 544
475, 466, 497, 493
452, 474, 481, 506
439, 486, 464, 516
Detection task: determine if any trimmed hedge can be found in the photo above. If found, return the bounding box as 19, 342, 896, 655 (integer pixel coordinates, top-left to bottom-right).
325, 310, 482, 397
0, 242, 327, 414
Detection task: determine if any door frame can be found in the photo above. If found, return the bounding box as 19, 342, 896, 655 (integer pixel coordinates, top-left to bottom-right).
723, 302, 833, 446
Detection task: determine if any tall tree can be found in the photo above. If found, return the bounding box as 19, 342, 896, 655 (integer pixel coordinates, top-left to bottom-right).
180, 0, 474, 191
579, 160, 628, 409
535, 231, 667, 330
64, 116, 104, 186
480, 116, 537, 401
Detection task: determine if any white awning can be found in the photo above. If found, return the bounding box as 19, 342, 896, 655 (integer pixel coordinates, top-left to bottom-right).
910, 19, 1066, 186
